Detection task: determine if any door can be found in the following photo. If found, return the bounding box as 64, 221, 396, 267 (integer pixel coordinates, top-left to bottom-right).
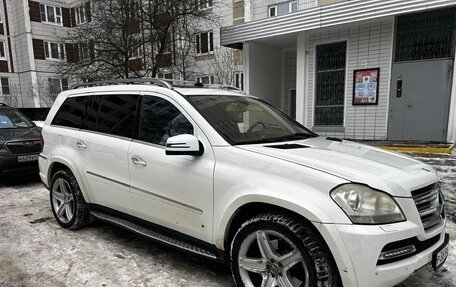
128, 94, 215, 242
388, 60, 453, 141
388, 8, 456, 142
76, 93, 139, 213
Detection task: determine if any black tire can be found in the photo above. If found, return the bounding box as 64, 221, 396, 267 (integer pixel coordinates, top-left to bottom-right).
50, 169, 91, 230
230, 213, 340, 287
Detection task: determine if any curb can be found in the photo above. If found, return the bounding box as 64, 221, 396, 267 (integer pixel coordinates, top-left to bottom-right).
379, 143, 455, 154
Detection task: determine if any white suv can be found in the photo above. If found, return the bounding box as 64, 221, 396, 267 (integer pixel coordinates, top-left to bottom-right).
39, 78, 448, 287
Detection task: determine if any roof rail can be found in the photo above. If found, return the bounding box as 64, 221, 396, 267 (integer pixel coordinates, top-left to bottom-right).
70, 78, 174, 90
0, 102, 9, 107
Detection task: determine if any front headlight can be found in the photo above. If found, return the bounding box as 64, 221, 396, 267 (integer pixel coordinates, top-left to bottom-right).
330, 184, 405, 224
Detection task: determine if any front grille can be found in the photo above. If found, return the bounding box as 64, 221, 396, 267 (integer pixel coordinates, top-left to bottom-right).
6, 140, 41, 155
411, 183, 444, 230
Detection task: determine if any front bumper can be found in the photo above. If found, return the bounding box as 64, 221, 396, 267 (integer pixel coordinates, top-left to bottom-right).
318, 198, 447, 287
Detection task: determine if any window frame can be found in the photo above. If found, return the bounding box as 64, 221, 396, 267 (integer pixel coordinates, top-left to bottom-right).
48, 78, 69, 95
40, 4, 63, 25
198, 0, 213, 10
268, 1, 298, 17
136, 94, 195, 147
196, 75, 215, 85
0, 41, 6, 60
0, 77, 9, 95
44, 41, 65, 60
75, 5, 87, 25
234, 71, 244, 90
196, 31, 214, 55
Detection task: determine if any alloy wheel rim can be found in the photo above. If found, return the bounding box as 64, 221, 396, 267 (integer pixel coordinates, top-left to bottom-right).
51, 178, 75, 224
238, 229, 309, 287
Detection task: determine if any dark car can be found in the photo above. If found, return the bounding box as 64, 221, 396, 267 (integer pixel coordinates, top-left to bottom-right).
0, 104, 41, 175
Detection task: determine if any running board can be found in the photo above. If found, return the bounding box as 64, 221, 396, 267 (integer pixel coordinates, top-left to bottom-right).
90, 211, 218, 260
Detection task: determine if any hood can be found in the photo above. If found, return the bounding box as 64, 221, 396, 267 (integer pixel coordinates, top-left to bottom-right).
0, 127, 41, 142
238, 137, 438, 197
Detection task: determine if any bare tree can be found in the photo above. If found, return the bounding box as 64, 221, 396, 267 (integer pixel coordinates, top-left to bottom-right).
56, 0, 219, 80
209, 47, 242, 86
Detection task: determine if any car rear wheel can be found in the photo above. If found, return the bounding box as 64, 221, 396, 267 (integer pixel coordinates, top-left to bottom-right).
230, 214, 340, 287
50, 169, 90, 229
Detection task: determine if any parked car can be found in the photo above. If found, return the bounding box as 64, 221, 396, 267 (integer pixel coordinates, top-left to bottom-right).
39, 79, 448, 287
0, 103, 41, 175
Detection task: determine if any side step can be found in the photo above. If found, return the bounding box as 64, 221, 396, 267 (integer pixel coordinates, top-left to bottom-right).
90, 211, 218, 260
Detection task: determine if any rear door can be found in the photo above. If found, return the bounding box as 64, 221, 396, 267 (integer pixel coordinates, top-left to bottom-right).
128, 93, 215, 242
76, 93, 139, 213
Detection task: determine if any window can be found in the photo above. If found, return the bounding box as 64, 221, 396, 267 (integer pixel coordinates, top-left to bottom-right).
79, 42, 90, 61
139, 96, 193, 146
269, 1, 298, 17
157, 73, 173, 79
84, 95, 139, 138
44, 42, 65, 60
0, 41, 6, 59
1, 77, 9, 95
234, 72, 244, 90
48, 78, 69, 95
130, 34, 144, 59
196, 31, 213, 54
314, 42, 346, 126
198, 0, 213, 9
75, 5, 87, 25
40, 4, 62, 24
197, 76, 214, 84
51, 96, 90, 128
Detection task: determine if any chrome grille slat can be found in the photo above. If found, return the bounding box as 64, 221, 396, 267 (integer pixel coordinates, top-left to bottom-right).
411, 183, 443, 230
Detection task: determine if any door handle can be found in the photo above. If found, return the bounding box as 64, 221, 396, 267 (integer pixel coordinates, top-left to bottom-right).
131, 156, 147, 167
76, 141, 87, 150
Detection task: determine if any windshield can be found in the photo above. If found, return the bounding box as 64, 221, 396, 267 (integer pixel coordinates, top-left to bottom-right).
0, 109, 34, 129
188, 95, 317, 145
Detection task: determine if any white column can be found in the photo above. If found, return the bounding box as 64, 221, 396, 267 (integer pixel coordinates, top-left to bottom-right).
22, 0, 40, 107
243, 43, 251, 95
447, 56, 456, 143
296, 32, 307, 125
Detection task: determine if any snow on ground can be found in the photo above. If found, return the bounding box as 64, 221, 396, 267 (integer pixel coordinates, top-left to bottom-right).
0, 151, 455, 287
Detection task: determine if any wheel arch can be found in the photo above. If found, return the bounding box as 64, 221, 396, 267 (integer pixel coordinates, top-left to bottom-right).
47, 158, 91, 203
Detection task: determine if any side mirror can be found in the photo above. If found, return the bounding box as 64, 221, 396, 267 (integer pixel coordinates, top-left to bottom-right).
165, 134, 204, 156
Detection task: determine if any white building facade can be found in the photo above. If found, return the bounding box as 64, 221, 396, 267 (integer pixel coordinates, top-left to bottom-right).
0, 0, 82, 108
221, 0, 456, 143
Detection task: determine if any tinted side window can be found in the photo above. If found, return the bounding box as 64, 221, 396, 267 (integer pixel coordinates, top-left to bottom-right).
83, 94, 138, 138
52, 96, 89, 128
139, 96, 193, 146
84, 95, 101, 131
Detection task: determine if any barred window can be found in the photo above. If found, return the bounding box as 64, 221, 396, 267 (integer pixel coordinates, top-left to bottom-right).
314, 42, 346, 126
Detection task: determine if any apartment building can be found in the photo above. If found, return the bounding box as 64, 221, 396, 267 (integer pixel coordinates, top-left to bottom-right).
0, 0, 85, 108
0, 0, 244, 108
222, 0, 456, 143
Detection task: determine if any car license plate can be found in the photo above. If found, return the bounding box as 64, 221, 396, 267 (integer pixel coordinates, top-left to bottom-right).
432, 233, 449, 271
17, 154, 39, 162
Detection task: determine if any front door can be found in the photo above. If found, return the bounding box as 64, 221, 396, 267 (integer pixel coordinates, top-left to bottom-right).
388, 8, 456, 142
388, 60, 453, 141
128, 93, 215, 242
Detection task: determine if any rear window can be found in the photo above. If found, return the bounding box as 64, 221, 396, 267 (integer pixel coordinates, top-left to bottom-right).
83, 94, 139, 138
52, 96, 89, 128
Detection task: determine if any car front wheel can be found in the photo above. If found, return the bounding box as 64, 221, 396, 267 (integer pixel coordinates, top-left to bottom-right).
230, 213, 340, 287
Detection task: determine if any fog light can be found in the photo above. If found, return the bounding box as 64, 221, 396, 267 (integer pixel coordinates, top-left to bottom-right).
379, 245, 416, 260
